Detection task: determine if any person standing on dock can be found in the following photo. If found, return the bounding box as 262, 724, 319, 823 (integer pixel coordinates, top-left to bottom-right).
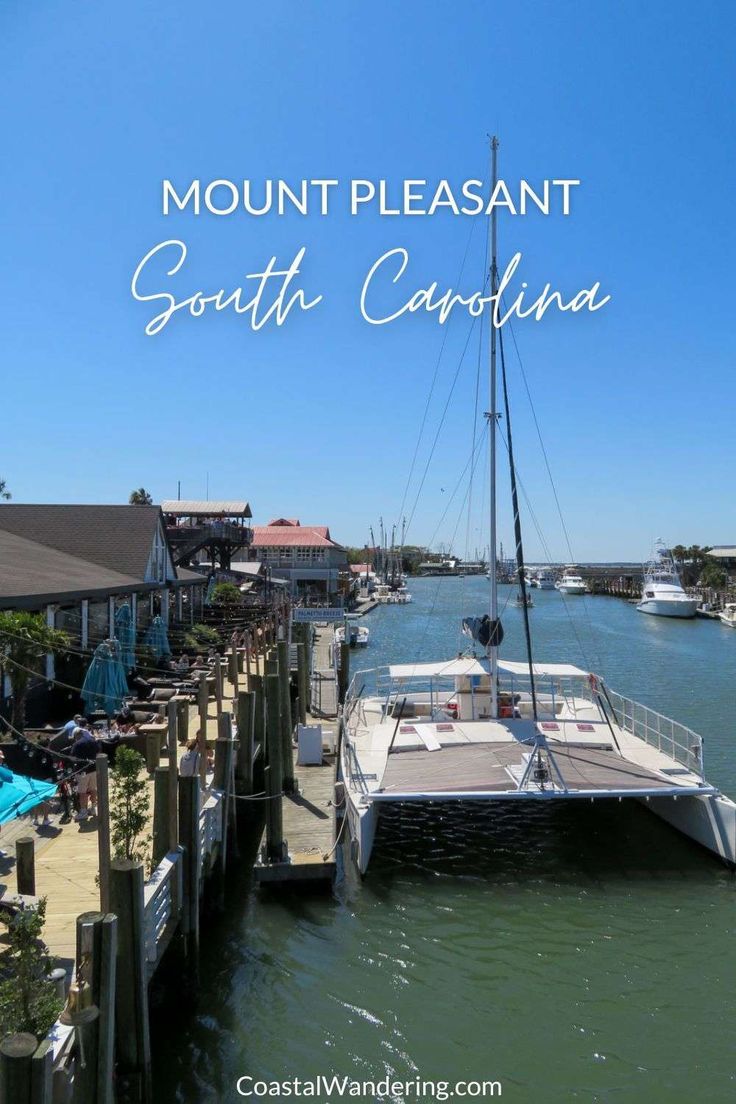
70, 725, 98, 821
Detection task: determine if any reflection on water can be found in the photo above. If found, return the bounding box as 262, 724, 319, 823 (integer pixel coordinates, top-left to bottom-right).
153, 579, 736, 1103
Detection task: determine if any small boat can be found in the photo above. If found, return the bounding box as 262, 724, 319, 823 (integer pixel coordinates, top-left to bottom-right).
533, 569, 556, 590
636, 542, 698, 618
719, 603, 736, 628
514, 590, 534, 608
335, 622, 370, 647
556, 569, 588, 595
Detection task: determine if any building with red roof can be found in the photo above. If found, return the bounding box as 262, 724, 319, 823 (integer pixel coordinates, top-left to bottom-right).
241, 519, 349, 603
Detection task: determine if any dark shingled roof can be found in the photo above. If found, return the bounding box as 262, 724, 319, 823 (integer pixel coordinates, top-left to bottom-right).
0, 529, 145, 607
0, 504, 163, 579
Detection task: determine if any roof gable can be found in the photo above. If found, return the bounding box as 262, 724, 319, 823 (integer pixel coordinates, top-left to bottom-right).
0, 504, 172, 581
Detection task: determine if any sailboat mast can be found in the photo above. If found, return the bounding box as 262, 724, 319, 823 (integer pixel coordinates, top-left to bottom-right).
488, 134, 499, 718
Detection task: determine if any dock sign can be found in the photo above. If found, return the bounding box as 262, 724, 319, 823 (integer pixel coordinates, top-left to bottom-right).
292, 607, 345, 623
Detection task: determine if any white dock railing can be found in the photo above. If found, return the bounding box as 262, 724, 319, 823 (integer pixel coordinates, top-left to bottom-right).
143, 849, 183, 972
199, 789, 224, 862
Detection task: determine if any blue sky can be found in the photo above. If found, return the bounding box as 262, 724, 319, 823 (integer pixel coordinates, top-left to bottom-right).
1, 1, 734, 561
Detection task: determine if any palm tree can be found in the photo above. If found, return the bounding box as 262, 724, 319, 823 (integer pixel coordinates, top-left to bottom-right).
0, 612, 69, 730
129, 488, 153, 505
0, 478, 10, 500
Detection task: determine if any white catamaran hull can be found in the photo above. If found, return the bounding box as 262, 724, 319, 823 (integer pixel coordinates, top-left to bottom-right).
642, 792, 736, 863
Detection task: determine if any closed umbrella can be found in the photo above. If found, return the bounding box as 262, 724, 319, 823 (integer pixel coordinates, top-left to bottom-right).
81, 641, 129, 716
204, 576, 216, 607
114, 603, 136, 672
144, 615, 171, 661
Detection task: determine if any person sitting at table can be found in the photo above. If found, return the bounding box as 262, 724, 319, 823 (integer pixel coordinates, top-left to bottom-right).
50, 714, 85, 754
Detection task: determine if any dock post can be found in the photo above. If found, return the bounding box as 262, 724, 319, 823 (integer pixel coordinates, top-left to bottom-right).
30, 1039, 52, 1104
265, 674, 284, 861
176, 697, 189, 745
166, 701, 179, 854
245, 632, 252, 688
178, 775, 200, 961
338, 641, 350, 705
144, 730, 160, 774
152, 767, 169, 869
96, 914, 117, 1104
228, 647, 238, 692
197, 672, 209, 790
214, 713, 235, 874
296, 642, 308, 726
235, 691, 254, 794
277, 640, 295, 793
109, 861, 152, 1104
96, 755, 111, 912
73, 910, 107, 1104
251, 674, 265, 760
214, 657, 223, 712
15, 837, 35, 897
0, 1033, 37, 1104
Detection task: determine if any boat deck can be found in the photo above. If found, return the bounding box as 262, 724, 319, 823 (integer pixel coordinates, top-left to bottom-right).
377, 740, 699, 797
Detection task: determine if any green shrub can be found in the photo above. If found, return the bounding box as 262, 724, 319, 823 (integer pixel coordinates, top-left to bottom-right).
0, 899, 62, 1039
110, 746, 151, 865
211, 582, 242, 607
182, 623, 221, 653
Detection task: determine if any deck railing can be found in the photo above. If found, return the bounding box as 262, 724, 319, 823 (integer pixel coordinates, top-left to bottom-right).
143, 849, 183, 974
199, 790, 224, 862
602, 686, 704, 778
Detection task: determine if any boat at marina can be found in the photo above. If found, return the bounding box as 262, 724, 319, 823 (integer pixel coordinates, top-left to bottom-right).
335, 621, 370, 647
718, 603, 736, 628
338, 137, 736, 875
515, 590, 534, 607
556, 569, 588, 595
636, 542, 698, 618
532, 569, 556, 589
375, 584, 412, 604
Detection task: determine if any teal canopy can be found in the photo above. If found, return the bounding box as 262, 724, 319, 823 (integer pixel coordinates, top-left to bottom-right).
144, 615, 171, 660
114, 603, 136, 672
0, 768, 58, 826
204, 576, 216, 607
81, 640, 129, 716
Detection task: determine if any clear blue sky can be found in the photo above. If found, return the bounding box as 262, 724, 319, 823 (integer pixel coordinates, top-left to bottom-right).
1, 1, 734, 561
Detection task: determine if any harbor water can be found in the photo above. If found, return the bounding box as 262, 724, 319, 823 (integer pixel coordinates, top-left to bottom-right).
154, 578, 736, 1103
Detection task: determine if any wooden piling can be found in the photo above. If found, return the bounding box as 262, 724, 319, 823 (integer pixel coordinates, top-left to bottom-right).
338, 641, 350, 705
235, 691, 254, 794
97, 915, 117, 1104
0, 1033, 37, 1104
152, 767, 169, 869
178, 775, 200, 960
214, 713, 235, 873
30, 1039, 52, 1104
197, 672, 208, 789
251, 674, 265, 760
109, 862, 151, 1104
144, 731, 160, 774
265, 674, 284, 861
176, 698, 189, 745
214, 657, 223, 712
277, 640, 295, 793
166, 702, 179, 853
296, 642, 308, 726
228, 647, 238, 691
73, 911, 104, 1104
96, 755, 111, 912
15, 837, 35, 897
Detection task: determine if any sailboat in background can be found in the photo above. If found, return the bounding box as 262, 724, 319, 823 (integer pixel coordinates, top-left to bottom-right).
339, 138, 736, 875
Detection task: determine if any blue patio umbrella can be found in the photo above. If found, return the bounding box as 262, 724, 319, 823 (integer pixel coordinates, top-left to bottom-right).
144, 615, 171, 661
81, 640, 129, 716
114, 603, 136, 672
0, 766, 58, 826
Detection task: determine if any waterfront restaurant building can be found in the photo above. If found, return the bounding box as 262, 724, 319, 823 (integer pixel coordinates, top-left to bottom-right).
0, 504, 207, 720
706, 547, 736, 582
244, 519, 349, 603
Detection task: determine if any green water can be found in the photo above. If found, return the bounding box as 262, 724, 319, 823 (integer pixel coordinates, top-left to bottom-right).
154, 579, 736, 1103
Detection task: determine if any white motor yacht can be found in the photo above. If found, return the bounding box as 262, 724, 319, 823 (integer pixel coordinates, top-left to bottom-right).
532, 569, 556, 590
636, 543, 698, 618
556, 569, 588, 595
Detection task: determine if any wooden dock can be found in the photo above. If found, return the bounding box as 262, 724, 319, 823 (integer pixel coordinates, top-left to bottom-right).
255, 741, 337, 884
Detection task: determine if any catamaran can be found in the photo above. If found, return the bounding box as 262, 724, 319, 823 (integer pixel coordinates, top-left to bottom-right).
636, 542, 698, 618
338, 137, 736, 875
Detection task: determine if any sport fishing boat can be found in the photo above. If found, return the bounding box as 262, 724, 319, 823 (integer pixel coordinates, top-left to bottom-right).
636, 542, 698, 618
335, 621, 370, 647
338, 137, 736, 875
556, 569, 588, 595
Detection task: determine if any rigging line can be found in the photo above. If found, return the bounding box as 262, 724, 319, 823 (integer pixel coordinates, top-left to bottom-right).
461, 289, 488, 648
403, 273, 491, 542
392, 196, 482, 538
503, 311, 603, 673
498, 326, 538, 718
495, 421, 593, 672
